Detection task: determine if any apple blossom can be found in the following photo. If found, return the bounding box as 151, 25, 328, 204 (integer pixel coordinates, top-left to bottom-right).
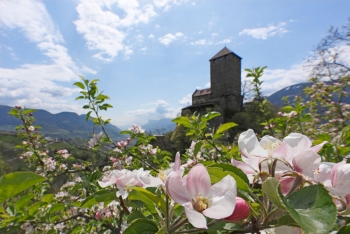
28, 126, 35, 131
225, 197, 250, 222
98, 168, 162, 198
233, 129, 325, 182
314, 159, 350, 196
88, 132, 103, 148
158, 152, 184, 183
166, 163, 237, 229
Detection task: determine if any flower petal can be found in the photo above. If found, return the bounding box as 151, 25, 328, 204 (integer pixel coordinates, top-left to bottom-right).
231, 159, 256, 183
238, 129, 267, 158
166, 172, 191, 205
203, 190, 236, 219
210, 175, 237, 198
225, 197, 250, 222
292, 150, 321, 178
186, 164, 211, 197
183, 202, 207, 229
283, 133, 312, 159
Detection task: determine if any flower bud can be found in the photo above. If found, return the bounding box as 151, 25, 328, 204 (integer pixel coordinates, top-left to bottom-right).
225, 197, 250, 222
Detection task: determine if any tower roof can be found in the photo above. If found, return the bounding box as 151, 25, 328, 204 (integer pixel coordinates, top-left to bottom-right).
209, 46, 242, 61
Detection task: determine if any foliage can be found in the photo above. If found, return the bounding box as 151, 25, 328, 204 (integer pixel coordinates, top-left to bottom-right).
1, 23, 350, 232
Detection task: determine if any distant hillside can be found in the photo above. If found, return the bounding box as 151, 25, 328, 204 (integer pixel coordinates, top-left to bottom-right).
267, 82, 311, 107
142, 118, 176, 134
0, 105, 123, 141
267, 82, 350, 108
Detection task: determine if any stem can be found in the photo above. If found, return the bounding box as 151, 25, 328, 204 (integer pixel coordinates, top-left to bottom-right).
262, 208, 284, 225
169, 218, 188, 233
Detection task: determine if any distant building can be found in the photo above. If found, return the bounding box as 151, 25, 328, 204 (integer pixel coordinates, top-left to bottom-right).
182, 47, 243, 122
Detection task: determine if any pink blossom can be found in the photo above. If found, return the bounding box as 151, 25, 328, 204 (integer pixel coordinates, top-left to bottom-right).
233, 129, 325, 184
98, 168, 162, 199
314, 159, 350, 196
225, 197, 250, 222
129, 125, 145, 134
88, 132, 103, 148
166, 164, 237, 229
43, 157, 56, 171
159, 152, 184, 183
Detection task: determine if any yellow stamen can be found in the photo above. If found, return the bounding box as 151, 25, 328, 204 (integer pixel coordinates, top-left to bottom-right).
262, 142, 281, 157
158, 170, 167, 183
192, 193, 210, 212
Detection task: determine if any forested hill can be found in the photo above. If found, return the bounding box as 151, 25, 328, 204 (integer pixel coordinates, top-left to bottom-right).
0, 105, 124, 141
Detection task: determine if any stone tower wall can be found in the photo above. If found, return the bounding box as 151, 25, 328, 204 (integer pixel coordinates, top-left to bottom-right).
210, 53, 241, 112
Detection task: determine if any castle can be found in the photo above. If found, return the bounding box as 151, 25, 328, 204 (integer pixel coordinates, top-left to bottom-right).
182, 47, 243, 122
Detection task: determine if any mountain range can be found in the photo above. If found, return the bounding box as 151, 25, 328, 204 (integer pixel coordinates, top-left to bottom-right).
0, 105, 123, 141
266, 82, 350, 107
1, 81, 348, 139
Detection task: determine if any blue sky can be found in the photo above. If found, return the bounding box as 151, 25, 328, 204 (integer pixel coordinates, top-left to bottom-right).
0, 0, 349, 129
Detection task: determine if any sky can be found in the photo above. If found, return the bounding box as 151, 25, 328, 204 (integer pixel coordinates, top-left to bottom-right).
0, 0, 349, 130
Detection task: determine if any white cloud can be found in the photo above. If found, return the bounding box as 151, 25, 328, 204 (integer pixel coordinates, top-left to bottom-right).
239, 22, 289, 40
159, 32, 184, 45
0, 0, 91, 114
149, 34, 155, 38
125, 100, 179, 125
190, 39, 212, 45
153, 0, 188, 11
254, 64, 311, 96
136, 34, 144, 42
74, 0, 157, 62
179, 94, 192, 106
216, 38, 231, 44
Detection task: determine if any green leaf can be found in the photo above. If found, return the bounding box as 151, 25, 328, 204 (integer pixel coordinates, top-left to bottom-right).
15, 194, 34, 211
262, 178, 286, 209
216, 122, 238, 134
28, 201, 43, 216
128, 187, 166, 214
209, 164, 249, 186
127, 210, 145, 223
207, 167, 249, 192
262, 178, 337, 233
172, 116, 191, 128
337, 225, 350, 234
120, 130, 132, 135
123, 219, 158, 234
193, 141, 203, 160
0, 172, 46, 202
81, 190, 117, 208
223, 223, 245, 231
285, 184, 337, 233
85, 111, 92, 121
49, 204, 65, 214
42, 194, 54, 203
73, 81, 85, 89
75, 95, 85, 100
202, 111, 221, 122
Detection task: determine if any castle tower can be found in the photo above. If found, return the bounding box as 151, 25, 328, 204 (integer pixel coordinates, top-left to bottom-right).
209, 47, 242, 113
182, 47, 242, 121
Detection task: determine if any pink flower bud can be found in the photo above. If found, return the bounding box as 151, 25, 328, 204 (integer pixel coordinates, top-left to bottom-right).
127, 138, 131, 144
19, 156, 23, 160
225, 197, 250, 222
95, 212, 101, 220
